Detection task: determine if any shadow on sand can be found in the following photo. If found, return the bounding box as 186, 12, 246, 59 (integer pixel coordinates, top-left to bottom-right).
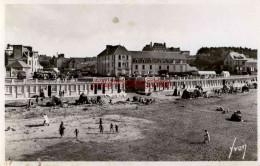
25, 124, 45, 127
189, 141, 205, 144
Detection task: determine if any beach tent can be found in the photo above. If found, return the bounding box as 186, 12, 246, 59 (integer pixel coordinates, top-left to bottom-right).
221, 71, 230, 78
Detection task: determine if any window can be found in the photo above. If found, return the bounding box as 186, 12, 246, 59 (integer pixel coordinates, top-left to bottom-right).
29, 60, 31, 65
52, 85, 57, 92
135, 59, 138, 63
127, 55, 128, 60
17, 86, 23, 93
142, 59, 145, 63
150, 65, 152, 69
173, 66, 176, 71
150, 59, 152, 63
70, 85, 75, 91
159, 66, 161, 70
135, 65, 138, 69
5, 86, 11, 94
30, 86, 36, 93
173, 60, 175, 64
118, 62, 121, 67
119, 55, 121, 60
80, 85, 84, 91
142, 65, 145, 70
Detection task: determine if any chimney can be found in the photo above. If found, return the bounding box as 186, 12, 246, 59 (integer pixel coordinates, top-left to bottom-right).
106, 45, 112, 54
150, 42, 152, 48
164, 43, 166, 47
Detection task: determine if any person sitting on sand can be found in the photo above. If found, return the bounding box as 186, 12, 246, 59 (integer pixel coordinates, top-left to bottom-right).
204, 130, 210, 143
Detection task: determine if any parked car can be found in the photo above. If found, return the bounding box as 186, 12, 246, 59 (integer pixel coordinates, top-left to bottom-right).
17, 71, 26, 79
33, 72, 44, 79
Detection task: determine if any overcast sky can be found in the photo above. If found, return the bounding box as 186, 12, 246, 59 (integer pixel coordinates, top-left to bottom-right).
5, 3, 260, 57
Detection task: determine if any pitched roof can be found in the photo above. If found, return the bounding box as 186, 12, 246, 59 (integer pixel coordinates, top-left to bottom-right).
229, 52, 247, 60
221, 71, 230, 74
97, 45, 128, 57
97, 45, 186, 59
187, 64, 198, 71
6, 61, 31, 68
197, 71, 216, 75
70, 58, 87, 63
246, 58, 257, 63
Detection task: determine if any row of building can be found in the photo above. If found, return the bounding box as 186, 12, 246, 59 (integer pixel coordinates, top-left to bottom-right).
96, 43, 192, 76
224, 52, 257, 75
5, 44, 97, 77
5, 44, 43, 77
5, 42, 257, 78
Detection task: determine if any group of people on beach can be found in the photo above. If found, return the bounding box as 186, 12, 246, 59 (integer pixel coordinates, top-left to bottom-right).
58, 118, 119, 138
99, 118, 119, 134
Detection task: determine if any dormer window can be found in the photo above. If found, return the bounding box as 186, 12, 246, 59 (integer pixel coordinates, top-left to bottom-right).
142, 59, 145, 63
135, 59, 138, 63
150, 59, 152, 63
172, 60, 175, 64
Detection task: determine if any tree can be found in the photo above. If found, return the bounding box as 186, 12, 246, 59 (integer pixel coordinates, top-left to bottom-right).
39, 61, 54, 69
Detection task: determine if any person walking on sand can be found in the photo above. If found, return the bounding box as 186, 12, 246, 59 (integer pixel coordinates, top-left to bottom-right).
99, 124, 103, 134
59, 122, 65, 138
74, 129, 79, 139
110, 123, 114, 132
115, 125, 118, 133
204, 130, 210, 143
99, 118, 102, 126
